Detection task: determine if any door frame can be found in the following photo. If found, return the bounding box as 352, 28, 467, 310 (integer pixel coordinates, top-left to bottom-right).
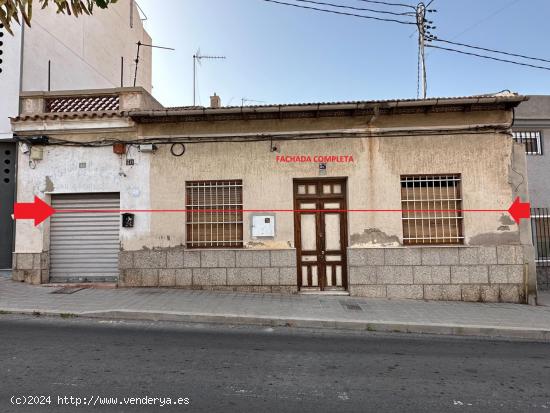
0, 142, 16, 270
293, 177, 349, 291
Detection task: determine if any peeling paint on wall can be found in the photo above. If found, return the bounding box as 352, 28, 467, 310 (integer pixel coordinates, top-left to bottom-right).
499, 214, 515, 226
469, 231, 520, 246
44, 176, 54, 193
350, 228, 400, 247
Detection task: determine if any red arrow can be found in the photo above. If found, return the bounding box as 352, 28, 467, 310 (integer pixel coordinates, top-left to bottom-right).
14, 196, 56, 226
14, 197, 531, 226
507, 197, 531, 225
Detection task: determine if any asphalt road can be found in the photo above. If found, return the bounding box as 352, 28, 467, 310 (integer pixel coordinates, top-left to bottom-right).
1, 315, 549, 413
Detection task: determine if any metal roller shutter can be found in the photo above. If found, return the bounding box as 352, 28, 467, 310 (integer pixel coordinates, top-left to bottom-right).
50, 193, 120, 283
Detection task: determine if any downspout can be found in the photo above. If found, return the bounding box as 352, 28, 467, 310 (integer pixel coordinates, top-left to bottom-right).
18, 22, 25, 115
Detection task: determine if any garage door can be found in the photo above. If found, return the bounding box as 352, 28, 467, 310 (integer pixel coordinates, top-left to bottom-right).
50, 193, 120, 283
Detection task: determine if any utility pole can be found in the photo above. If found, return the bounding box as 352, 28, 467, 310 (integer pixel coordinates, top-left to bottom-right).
416, 2, 427, 99
415, 2, 437, 99
193, 50, 226, 106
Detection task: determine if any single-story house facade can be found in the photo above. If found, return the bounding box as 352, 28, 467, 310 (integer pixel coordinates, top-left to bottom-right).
10, 88, 537, 303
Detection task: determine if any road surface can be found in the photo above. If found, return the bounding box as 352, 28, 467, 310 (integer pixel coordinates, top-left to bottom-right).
1, 315, 549, 412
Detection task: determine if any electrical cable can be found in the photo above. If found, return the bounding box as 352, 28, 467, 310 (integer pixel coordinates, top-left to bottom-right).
263, 0, 416, 25
426, 44, 550, 72
15, 126, 513, 148
431, 38, 550, 65
447, 0, 520, 41
291, 0, 415, 17
356, 0, 416, 10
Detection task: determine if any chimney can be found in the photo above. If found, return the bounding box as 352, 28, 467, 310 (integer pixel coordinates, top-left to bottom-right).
210, 93, 221, 108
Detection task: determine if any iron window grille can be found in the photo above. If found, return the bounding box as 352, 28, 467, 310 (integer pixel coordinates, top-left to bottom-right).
531, 208, 550, 266
513, 131, 543, 155
186, 180, 243, 248
401, 174, 464, 245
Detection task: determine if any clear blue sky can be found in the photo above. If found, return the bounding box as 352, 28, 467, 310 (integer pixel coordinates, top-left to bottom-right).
138, 0, 550, 107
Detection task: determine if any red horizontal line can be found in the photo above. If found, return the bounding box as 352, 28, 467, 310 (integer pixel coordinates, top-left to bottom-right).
55, 209, 507, 213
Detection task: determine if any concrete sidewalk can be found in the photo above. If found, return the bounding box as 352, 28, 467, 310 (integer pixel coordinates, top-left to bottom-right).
1, 277, 550, 340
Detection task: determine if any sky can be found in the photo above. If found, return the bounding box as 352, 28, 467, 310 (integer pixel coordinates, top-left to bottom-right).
137, 0, 550, 108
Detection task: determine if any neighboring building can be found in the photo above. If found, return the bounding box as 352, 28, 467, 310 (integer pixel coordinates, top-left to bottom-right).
513, 96, 550, 290
10, 88, 536, 303
0, 1, 152, 271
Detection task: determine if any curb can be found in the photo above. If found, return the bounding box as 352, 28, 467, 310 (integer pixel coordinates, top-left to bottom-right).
2, 308, 550, 341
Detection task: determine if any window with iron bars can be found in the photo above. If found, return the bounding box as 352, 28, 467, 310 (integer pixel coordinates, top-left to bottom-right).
513, 131, 543, 155
401, 175, 464, 245
186, 180, 243, 248
531, 208, 550, 266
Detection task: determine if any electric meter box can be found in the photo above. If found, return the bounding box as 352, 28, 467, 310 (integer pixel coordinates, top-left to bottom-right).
251, 214, 275, 237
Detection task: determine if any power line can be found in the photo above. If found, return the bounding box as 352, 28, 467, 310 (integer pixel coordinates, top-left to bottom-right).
431, 38, 550, 65
292, 0, 415, 16
448, 0, 520, 40
426, 44, 550, 72
263, 0, 416, 25
356, 0, 416, 10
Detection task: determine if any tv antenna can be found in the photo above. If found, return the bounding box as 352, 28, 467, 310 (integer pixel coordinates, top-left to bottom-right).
193, 49, 226, 106
241, 98, 266, 107
133, 41, 175, 87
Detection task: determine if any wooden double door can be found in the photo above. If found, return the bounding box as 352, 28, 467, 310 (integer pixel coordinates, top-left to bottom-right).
294, 178, 348, 292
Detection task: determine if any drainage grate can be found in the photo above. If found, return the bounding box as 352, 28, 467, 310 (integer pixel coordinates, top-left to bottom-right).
51, 287, 86, 294
340, 301, 363, 311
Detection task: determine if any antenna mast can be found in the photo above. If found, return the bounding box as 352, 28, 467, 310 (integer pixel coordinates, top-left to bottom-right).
133, 41, 175, 87
193, 50, 226, 106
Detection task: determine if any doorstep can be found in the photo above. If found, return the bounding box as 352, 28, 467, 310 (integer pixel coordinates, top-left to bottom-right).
299, 290, 350, 296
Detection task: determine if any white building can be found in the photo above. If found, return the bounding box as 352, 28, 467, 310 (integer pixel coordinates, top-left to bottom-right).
0, 0, 152, 270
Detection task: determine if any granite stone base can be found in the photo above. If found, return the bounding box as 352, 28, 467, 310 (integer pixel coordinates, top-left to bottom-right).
537, 266, 550, 291
118, 248, 298, 293
12, 252, 50, 285
348, 246, 529, 303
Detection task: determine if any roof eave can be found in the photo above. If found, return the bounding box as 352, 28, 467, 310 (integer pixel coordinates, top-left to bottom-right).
129, 95, 527, 120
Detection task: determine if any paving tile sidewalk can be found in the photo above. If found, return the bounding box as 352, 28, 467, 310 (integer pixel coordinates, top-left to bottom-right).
1, 278, 550, 340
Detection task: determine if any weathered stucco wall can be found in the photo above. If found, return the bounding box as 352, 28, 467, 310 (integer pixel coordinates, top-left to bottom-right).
15, 144, 152, 253
142, 133, 520, 250
13, 108, 524, 252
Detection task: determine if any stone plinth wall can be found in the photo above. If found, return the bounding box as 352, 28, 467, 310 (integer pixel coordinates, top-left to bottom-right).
118, 248, 298, 293
537, 266, 550, 290
348, 246, 528, 303
13, 246, 532, 303
12, 253, 50, 285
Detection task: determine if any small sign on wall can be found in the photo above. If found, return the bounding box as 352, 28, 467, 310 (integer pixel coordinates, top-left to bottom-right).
319, 163, 327, 176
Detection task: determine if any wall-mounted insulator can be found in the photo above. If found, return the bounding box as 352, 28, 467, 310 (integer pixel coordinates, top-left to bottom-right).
0, 23, 3, 74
